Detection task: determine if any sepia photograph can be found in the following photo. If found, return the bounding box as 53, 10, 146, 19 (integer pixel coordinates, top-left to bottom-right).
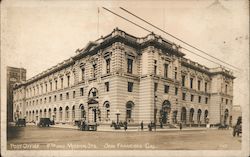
1, 0, 249, 157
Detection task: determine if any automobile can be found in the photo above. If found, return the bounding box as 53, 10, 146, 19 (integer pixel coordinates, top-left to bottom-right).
38, 118, 51, 127
15, 118, 26, 127
233, 116, 242, 137
77, 120, 97, 131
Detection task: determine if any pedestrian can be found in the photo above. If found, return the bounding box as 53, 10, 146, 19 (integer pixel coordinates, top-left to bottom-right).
141, 121, 144, 131
179, 122, 182, 130
154, 122, 156, 131
124, 121, 127, 131
160, 120, 163, 128
148, 123, 152, 131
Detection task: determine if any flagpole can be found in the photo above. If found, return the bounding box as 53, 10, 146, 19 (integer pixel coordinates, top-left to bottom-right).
97, 7, 100, 37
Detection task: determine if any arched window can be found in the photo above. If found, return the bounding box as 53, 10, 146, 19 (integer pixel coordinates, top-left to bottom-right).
189, 108, 194, 123
204, 110, 208, 123
126, 101, 134, 121
181, 107, 186, 123
53, 108, 57, 121
79, 104, 85, 119
72, 105, 75, 120
44, 109, 47, 118
59, 107, 63, 121
39, 109, 42, 118
103, 101, 110, 121
48, 108, 51, 119
197, 109, 202, 123
65, 106, 69, 121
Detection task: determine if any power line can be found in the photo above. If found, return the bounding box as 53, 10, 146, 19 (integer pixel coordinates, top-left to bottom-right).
102, 7, 151, 33
119, 7, 240, 71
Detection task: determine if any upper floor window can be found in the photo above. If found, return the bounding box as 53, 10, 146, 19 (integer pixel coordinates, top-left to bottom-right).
182, 93, 186, 100
45, 83, 48, 92
67, 75, 70, 87
81, 68, 85, 81
190, 78, 193, 89
205, 82, 208, 92
174, 72, 177, 80
80, 88, 84, 96
49, 96, 51, 102
198, 96, 201, 103
175, 87, 178, 95
205, 97, 208, 104
221, 98, 223, 103
164, 85, 169, 93
93, 63, 97, 78
164, 64, 168, 78
105, 82, 109, 92
55, 80, 58, 90
226, 99, 228, 104
50, 82, 52, 91
54, 95, 57, 101
191, 95, 194, 102
225, 84, 228, 94
181, 75, 185, 86
154, 60, 157, 75
127, 58, 133, 74
60, 94, 63, 100
61, 78, 63, 89
128, 82, 133, 92
106, 58, 111, 74
73, 91, 75, 98
198, 80, 201, 90
66, 92, 69, 99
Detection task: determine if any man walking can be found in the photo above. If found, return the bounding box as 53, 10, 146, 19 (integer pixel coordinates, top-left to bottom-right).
141, 121, 143, 131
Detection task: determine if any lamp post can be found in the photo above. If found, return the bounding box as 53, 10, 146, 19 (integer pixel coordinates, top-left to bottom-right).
115, 110, 120, 124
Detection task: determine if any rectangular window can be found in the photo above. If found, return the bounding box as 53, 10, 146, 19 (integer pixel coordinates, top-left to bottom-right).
105, 82, 109, 92
106, 58, 110, 74
190, 78, 193, 89
182, 93, 186, 100
191, 95, 194, 102
61, 78, 63, 89
182, 75, 185, 86
45, 84, 47, 92
164, 64, 168, 78
66, 92, 69, 99
174, 72, 177, 80
50, 82, 52, 91
226, 99, 228, 104
49, 96, 51, 102
127, 58, 133, 74
54, 95, 57, 101
73, 91, 75, 98
154, 60, 157, 75
154, 83, 158, 92
198, 80, 201, 90
205, 97, 208, 104
164, 85, 169, 93
221, 98, 223, 103
205, 82, 208, 92
55, 80, 58, 90
44, 97, 47, 103
198, 96, 201, 103
225, 85, 228, 94
60, 94, 63, 100
80, 88, 84, 96
128, 82, 133, 92
93, 64, 97, 78
175, 87, 178, 95
67, 75, 70, 87
81, 68, 85, 81
230, 100, 232, 104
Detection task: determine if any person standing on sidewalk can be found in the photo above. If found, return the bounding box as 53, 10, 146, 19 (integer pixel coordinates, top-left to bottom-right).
179, 122, 182, 130
124, 121, 127, 131
141, 121, 143, 131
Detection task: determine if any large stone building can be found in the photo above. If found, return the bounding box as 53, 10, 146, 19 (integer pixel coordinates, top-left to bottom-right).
13, 28, 235, 126
7, 66, 26, 122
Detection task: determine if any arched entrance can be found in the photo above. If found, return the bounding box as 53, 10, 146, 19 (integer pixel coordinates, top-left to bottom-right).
181, 107, 187, 123
103, 101, 110, 121
126, 101, 135, 122
88, 87, 99, 123
204, 110, 209, 124
224, 109, 229, 125
160, 100, 171, 124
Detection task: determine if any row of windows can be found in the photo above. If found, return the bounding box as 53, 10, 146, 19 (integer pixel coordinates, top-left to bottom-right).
182, 75, 208, 92
182, 93, 208, 104
221, 98, 232, 105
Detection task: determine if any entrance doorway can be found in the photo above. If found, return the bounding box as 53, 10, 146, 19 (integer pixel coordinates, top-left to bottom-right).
160, 100, 171, 124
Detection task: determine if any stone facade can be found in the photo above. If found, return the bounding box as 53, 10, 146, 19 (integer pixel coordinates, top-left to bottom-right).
13, 28, 235, 126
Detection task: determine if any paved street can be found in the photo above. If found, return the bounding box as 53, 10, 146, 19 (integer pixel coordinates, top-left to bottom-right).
7, 125, 241, 150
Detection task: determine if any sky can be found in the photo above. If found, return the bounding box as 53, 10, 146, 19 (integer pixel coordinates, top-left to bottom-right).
1, 0, 249, 108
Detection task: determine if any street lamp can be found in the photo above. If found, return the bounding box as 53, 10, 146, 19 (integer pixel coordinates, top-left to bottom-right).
115, 110, 121, 124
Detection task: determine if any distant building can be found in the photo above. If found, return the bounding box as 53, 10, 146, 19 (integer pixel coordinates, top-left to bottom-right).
7, 66, 26, 122
13, 28, 235, 126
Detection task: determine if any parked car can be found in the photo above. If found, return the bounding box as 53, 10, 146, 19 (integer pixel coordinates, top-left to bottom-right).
38, 118, 51, 127
233, 116, 242, 137
77, 120, 97, 131
15, 118, 26, 127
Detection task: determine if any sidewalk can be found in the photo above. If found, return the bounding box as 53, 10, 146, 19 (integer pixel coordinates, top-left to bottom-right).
48, 123, 217, 132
